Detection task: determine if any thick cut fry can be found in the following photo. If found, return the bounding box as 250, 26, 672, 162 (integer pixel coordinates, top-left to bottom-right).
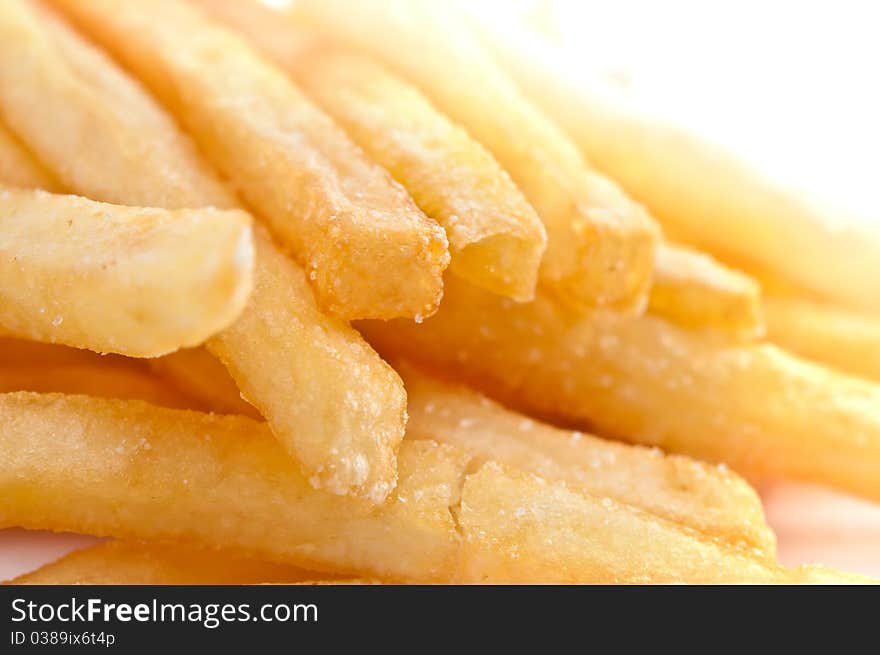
11, 0, 406, 501
196, 0, 546, 302
149, 347, 261, 418
0, 0, 234, 208
288, 0, 658, 311
0, 394, 465, 583
0, 363, 196, 410
0, 188, 253, 357
473, 19, 880, 312
400, 364, 775, 554
362, 275, 880, 501
763, 295, 880, 383
0, 120, 58, 190
51, 0, 449, 321
1, 393, 843, 584
207, 230, 406, 501
457, 462, 860, 584
6, 541, 327, 585
649, 243, 764, 339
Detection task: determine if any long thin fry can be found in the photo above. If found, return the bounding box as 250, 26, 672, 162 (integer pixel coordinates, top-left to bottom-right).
0, 119, 58, 190
457, 462, 858, 584
0, 392, 833, 583
0, 188, 253, 357
473, 17, 880, 312
0, 363, 196, 410
400, 363, 775, 554
148, 347, 261, 418
288, 0, 658, 311
196, 0, 546, 302
362, 275, 880, 501
0, 0, 234, 208
764, 294, 880, 383
7, 0, 407, 501
0, 394, 467, 583
650, 243, 764, 339
6, 541, 327, 585
207, 229, 406, 501
51, 0, 449, 321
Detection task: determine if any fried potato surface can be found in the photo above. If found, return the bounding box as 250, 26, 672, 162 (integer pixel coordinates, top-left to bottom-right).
0, 188, 253, 357
0, 119, 58, 190
8, 0, 407, 501
6, 541, 323, 585
197, 0, 546, 302
148, 347, 261, 418
0, 363, 194, 410
649, 243, 764, 339
457, 462, 789, 584
290, 0, 658, 311
0, 394, 464, 583
51, 0, 449, 321
0, 0, 234, 208
363, 275, 880, 501
207, 230, 406, 501
764, 295, 880, 383
400, 363, 775, 554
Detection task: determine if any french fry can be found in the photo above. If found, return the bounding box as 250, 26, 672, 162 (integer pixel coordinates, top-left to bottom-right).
0, 119, 58, 190
0, 392, 840, 584
148, 347, 261, 418
6, 541, 327, 585
288, 0, 658, 311
0, 394, 466, 583
51, 0, 450, 321
0, 336, 115, 367
0, 188, 254, 357
400, 363, 776, 554
0, 0, 234, 208
0, 363, 196, 410
362, 275, 880, 502
7, 0, 407, 501
472, 18, 880, 312
195, 0, 547, 302
649, 243, 764, 339
763, 294, 880, 383
457, 462, 859, 584
206, 230, 406, 501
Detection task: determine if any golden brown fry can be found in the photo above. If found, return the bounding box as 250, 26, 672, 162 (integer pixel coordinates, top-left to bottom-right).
10, 0, 407, 501
196, 0, 546, 302
51, 0, 449, 321
0, 363, 195, 410
0, 187, 253, 357
649, 243, 764, 339
6, 541, 324, 585
0, 392, 834, 584
0, 393, 465, 583
457, 462, 791, 584
207, 230, 406, 501
0, 119, 58, 190
289, 0, 658, 311
763, 294, 880, 383
0, 336, 113, 367
400, 363, 775, 554
148, 347, 261, 418
0, 0, 233, 208
473, 18, 880, 312
362, 275, 880, 502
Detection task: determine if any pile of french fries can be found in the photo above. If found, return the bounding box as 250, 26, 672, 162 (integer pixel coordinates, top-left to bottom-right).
1, 0, 878, 585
